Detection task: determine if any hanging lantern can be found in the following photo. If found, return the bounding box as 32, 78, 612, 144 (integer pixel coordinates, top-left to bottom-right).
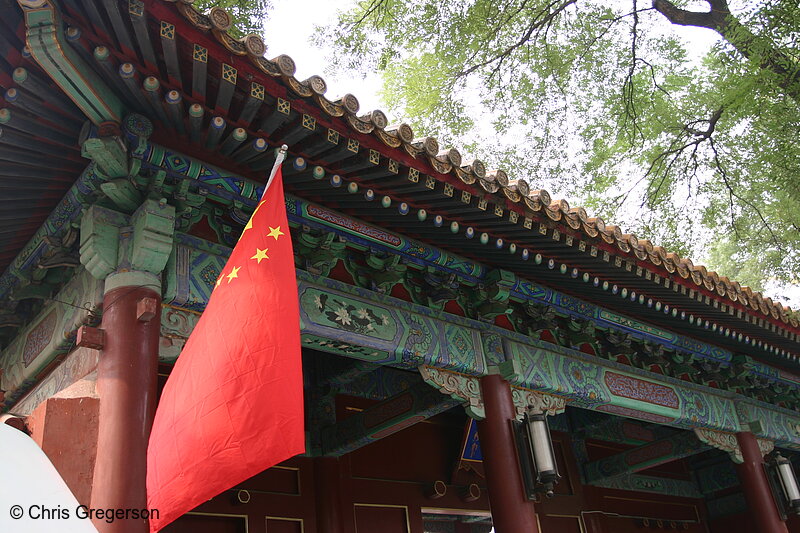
767, 452, 800, 518
513, 410, 560, 499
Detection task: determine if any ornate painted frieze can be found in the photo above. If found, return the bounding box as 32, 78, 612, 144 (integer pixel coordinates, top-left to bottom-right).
736, 400, 800, 449
10, 347, 99, 416
297, 275, 487, 376
500, 338, 750, 435
604, 371, 679, 409
1, 268, 102, 408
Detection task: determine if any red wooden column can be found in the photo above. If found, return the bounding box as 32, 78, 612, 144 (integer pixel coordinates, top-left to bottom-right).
477, 374, 539, 533
314, 457, 347, 533
90, 282, 161, 533
735, 432, 788, 533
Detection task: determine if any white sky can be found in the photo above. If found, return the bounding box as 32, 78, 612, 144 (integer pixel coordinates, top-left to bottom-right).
262, 1, 800, 308
263, 0, 383, 111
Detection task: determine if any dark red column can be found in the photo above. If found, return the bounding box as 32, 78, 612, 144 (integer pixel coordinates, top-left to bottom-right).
735, 432, 788, 533
90, 285, 161, 533
477, 374, 539, 533
314, 457, 346, 533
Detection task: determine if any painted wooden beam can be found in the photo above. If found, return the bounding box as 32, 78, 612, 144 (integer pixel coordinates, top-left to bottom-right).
191, 44, 207, 101
571, 410, 672, 445
238, 82, 264, 125
214, 63, 236, 114
319, 380, 458, 457
589, 473, 703, 499
318, 359, 381, 391
127, 0, 157, 69
159, 20, 181, 84
17, 0, 124, 124
583, 431, 709, 483
98, 0, 136, 55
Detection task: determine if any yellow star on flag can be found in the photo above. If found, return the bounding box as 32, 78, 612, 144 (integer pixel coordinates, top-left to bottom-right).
267, 226, 284, 240
240, 201, 265, 236
215, 276, 222, 288
226, 266, 241, 283
251, 248, 270, 263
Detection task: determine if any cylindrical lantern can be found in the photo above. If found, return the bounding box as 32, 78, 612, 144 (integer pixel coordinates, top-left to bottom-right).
773, 452, 800, 514
522, 411, 560, 497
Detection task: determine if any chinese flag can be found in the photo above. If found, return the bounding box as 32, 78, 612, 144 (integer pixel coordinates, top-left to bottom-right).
146, 165, 304, 532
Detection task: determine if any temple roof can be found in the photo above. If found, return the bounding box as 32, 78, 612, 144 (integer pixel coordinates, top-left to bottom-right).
0, 0, 798, 368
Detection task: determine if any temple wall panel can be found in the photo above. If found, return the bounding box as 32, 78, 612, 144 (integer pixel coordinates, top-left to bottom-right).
0, 268, 102, 406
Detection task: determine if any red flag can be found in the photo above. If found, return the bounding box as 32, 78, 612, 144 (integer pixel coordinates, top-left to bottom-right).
146, 165, 304, 532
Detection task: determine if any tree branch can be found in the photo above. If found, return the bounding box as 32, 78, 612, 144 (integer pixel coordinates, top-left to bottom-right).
457, 0, 577, 78
653, 0, 800, 102
651, 0, 718, 30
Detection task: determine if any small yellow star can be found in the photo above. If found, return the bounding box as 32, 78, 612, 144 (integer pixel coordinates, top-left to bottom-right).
267, 226, 284, 240
215, 276, 222, 288
251, 248, 270, 263
226, 266, 241, 283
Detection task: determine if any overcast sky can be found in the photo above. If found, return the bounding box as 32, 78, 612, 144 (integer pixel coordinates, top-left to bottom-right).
261, 1, 800, 307
263, 0, 383, 111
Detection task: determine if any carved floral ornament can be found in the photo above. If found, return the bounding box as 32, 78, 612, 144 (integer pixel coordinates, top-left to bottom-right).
417, 366, 568, 422
418, 365, 484, 419
693, 427, 774, 464
511, 387, 567, 420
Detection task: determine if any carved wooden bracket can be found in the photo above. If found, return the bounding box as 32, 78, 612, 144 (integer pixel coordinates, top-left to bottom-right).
693, 427, 774, 464
510, 387, 567, 420
418, 365, 484, 419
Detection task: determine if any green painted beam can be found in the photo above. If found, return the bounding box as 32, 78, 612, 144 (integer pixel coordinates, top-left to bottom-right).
573, 412, 673, 446
319, 380, 458, 456
589, 473, 703, 499
17, 0, 124, 124
584, 431, 709, 483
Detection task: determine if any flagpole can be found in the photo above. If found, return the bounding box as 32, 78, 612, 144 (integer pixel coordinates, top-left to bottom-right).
261, 144, 289, 200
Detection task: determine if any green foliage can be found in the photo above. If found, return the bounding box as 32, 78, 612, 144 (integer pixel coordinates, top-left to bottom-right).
194, 0, 272, 37
319, 0, 800, 300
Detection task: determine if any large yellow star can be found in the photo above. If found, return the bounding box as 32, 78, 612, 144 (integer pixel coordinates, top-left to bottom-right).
251, 248, 270, 263
226, 266, 241, 283
241, 201, 266, 236
267, 225, 284, 240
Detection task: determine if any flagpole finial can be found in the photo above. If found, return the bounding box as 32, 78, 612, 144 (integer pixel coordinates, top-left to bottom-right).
262, 144, 290, 199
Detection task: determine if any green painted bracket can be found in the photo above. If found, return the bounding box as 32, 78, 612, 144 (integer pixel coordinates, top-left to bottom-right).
130, 199, 176, 273
17, 0, 124, 124
79, 205, 123, 279
79, 200, 175, 282
99, 179, 142, 211
82, 137, 128, 178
